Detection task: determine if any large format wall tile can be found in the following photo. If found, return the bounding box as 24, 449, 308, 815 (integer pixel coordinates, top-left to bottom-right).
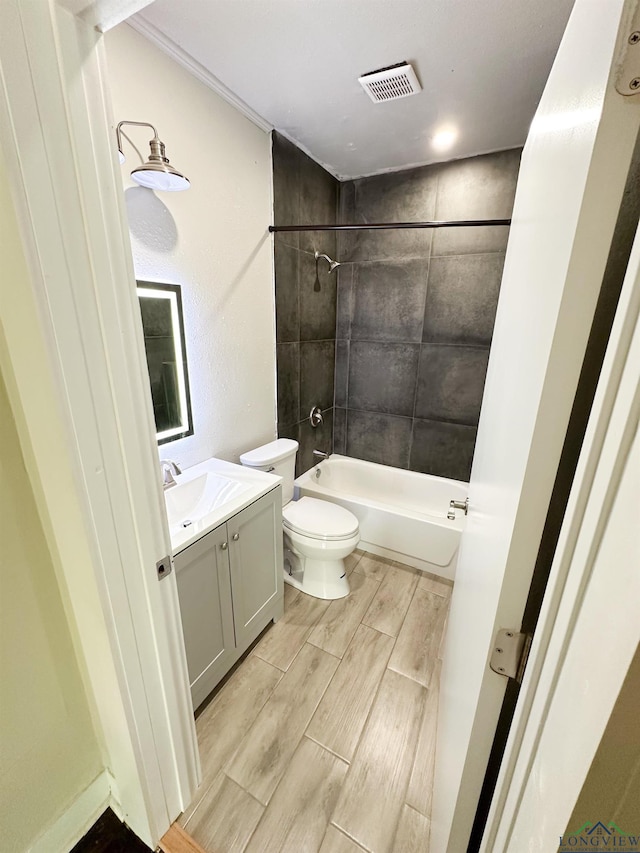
348, 341, 419, 417
415, 344, 490, 426
300, 250, 337, 341
346, 410, 412, 469
335, 264, 354, 339
410, 419, 476, 481
274, 242, 299, 343
272, 133, 300, 250
423, 253, 505, 345
299, 153, 338, 257
432, 149, 521, 257
334, 340, 349, 408
333, 407, 346, 454
276, 343, 299, 429
351, 259, 429, 342
300, 340, 336, 418
273, 132, 340, 475
343, 167, 437, 262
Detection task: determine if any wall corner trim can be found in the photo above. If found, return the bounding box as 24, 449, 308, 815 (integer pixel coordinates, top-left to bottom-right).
126, 17, 273, 133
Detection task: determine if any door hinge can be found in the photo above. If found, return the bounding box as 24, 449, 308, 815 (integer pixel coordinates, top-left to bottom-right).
489, 629, 532, 683
156, 555, 173, 581
615, 6, 640, 96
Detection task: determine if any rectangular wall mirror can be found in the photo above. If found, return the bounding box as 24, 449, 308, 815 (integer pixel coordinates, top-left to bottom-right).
137, 280, 193, 445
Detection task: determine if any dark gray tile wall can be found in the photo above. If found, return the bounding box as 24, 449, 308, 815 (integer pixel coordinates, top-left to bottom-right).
335, 149, 521, 482
273, 133, 339, 476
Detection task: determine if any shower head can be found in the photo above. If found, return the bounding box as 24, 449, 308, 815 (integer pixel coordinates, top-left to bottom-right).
315, 251, 341, 274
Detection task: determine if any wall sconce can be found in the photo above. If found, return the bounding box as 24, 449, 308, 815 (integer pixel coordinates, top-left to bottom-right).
116, 120, 190, 192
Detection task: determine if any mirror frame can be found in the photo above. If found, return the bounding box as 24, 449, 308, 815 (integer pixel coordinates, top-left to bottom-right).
137, 280, 194, 446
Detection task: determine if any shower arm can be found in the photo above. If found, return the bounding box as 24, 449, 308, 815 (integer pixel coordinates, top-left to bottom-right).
315, 251, 341, 274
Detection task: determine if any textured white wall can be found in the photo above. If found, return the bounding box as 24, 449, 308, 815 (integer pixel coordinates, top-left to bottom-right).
106, 24, 276, 469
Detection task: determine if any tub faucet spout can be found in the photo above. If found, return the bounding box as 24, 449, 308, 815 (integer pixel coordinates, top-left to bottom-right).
313, 450, 330, 461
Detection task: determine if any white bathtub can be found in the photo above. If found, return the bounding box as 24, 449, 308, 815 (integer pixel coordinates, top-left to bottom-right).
295, 455, 467, 581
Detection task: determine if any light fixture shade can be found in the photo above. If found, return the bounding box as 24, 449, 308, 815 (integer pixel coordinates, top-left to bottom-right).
129, 136, 189, 192
118, 149, 126, 165
131, 163, 190, 192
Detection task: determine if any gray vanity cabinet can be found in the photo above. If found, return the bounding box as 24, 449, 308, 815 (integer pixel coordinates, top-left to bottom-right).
174, 523, 236, 709
174, 486, 283, 711
228, 490, 283, 648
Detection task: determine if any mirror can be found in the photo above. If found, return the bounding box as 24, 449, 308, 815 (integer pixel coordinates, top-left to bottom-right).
137, 280, 193, 445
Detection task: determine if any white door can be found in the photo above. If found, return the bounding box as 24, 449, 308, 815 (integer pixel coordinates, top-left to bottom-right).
432, 3, 640, 851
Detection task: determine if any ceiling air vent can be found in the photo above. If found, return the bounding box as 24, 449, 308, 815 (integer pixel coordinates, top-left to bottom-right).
358, 62, 422, 103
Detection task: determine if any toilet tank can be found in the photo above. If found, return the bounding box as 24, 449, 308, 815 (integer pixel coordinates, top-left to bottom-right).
239, 438, 298, 505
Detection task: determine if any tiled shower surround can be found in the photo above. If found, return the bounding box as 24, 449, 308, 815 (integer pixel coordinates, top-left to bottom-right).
335, 149, 521, 482
273, 133, 339, 476
273, 133, 521, 481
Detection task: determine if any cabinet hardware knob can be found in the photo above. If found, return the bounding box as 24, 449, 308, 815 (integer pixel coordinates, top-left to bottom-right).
221, 541, 228, 550
232, 533, 240, 541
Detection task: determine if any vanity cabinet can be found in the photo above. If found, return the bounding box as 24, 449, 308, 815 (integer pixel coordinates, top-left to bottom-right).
174, 486, 283, 710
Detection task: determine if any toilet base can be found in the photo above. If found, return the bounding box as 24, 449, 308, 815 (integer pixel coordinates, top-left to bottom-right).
283, 557, 350, 600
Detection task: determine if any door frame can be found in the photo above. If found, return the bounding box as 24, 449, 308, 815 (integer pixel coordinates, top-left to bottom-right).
483, 217, 640, 850
0, 1, 199, 846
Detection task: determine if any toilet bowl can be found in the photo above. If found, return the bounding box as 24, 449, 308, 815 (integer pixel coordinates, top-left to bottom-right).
239, 439, 359, 600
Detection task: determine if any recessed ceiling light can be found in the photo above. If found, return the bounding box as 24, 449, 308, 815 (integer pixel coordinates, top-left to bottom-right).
432, 128, 458, 152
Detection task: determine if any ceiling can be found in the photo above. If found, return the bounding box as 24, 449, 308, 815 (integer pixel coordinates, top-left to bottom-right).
134, 0, 575, 180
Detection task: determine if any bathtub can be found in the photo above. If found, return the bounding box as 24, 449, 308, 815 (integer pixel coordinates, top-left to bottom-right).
295, 455, 467, 581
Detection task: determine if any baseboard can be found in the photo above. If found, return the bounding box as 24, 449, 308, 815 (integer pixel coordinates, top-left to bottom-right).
29, 770, 112, 853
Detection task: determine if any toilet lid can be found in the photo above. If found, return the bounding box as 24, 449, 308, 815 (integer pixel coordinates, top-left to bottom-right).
283, 497, 359, 541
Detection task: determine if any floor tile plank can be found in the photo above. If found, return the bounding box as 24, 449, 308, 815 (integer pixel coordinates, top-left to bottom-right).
344, 550, 364, 576
391, 805, 431, 852
182, 656, 282, 822
362, 566, 419, 638
388, 587, 448, 687
307, 624, 394, 761
418, 574, 453, 598
352, 552, 396, 582
185, 774, 263, 853
253, 589, 330, 671
226, 643, 339, 805
320, 826, 367, 852
406, 660, 442, 818
308, 573, 380, 658
245, 737, 348, 853
332, 670, 426, 853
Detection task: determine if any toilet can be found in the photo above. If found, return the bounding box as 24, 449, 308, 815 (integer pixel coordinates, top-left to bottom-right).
239, 438, 359, 600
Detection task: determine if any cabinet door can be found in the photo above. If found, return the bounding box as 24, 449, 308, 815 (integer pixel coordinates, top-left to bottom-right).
228, 487, 283, 649
173, 524, 236, 710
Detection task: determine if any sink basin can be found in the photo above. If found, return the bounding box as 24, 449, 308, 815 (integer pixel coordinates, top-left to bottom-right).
163, 456, 282, 555
164, 471, 251, 530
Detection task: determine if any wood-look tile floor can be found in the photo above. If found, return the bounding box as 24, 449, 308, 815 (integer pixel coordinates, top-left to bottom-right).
181, 551, 452, 853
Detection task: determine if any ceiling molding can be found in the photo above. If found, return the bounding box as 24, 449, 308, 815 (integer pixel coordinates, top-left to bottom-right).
127, 16, 273, 134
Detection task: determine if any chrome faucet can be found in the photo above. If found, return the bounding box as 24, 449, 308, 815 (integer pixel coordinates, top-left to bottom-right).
313, 450, 330, 461
160, 459, 182, 490
448, 497, 469, 520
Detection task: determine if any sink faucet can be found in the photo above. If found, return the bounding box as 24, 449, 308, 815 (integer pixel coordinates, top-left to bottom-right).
160, 459, 182, 490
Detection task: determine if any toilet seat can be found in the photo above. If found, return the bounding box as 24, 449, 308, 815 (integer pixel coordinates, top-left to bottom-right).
283, 496, 359, 541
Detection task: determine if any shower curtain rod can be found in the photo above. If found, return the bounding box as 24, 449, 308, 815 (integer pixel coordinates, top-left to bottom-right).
269, 218, 511, 232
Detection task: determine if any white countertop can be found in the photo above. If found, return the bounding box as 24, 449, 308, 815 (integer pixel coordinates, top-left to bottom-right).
165, 457, 282, 555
